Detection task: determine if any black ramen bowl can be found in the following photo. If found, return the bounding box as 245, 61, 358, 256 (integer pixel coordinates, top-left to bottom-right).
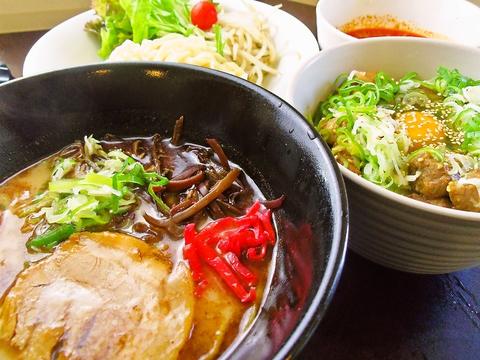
0, 63, 348, 359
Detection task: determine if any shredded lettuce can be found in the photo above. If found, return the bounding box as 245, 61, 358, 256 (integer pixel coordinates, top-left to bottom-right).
87, 0, 201, 58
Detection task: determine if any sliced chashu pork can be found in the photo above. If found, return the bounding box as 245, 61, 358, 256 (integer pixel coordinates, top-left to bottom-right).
180, 269, 251, 360
0, 231, 194, 360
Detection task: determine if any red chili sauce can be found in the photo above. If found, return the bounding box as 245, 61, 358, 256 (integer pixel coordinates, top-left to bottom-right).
346, 27, 426, 39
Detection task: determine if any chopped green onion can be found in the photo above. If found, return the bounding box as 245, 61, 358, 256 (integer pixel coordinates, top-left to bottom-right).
120, 156, 136, 172
26, 224, 75, 250
116, 173, 145, 186
312, 66, 480, 195
49, 179, 79, 193
422, 67, 480, 96
20, 137, 174, 252
406, 147, 445, 163
312, 71, 412, 189
83, 172, 113, 186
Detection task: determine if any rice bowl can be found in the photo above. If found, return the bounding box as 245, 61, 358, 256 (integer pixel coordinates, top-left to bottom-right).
288, 37, 480, 273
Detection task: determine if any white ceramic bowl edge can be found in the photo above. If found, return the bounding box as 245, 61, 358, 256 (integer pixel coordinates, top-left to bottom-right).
288, 38, 480, 273
316, 0, 480, 49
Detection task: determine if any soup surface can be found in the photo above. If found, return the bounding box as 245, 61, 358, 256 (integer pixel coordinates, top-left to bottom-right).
339, 14, 442, 39
345, 27, 425, 39
0, 121, 278, 359
311, 67, 480, 212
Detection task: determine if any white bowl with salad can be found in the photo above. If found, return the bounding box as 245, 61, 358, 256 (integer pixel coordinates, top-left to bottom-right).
288, 37, 480, 274
23, 0, 318, 98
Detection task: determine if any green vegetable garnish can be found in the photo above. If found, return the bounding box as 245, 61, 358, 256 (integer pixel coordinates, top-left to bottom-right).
147, 181, 170, 215
43, 156, 169, 229
313, 71, 414, 190
52, 158, 76, 181
26, 224, 75, 250
87, 0, 201, 58
213, 24, 224, 56
311, 67, 480, 192
422, 67, 480, 96
406, 147, 445, 163
20, 138, 170, 251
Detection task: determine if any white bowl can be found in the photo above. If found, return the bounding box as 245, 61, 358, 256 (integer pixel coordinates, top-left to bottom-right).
316, 0, 480, 49
22, 0, 319, 99
288, 38, 480, 274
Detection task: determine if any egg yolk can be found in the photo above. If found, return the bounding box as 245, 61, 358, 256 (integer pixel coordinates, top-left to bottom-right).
401, 111, 445, 151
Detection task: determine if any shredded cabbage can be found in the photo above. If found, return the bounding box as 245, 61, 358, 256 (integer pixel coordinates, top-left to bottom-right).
19, 139, 169, 232
52, 158, 76, 181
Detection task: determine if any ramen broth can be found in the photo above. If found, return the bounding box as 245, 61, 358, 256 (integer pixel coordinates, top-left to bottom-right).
0, 135, 275, 359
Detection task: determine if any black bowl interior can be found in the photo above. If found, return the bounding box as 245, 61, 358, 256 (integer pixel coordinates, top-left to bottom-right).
0, 63, 348, 359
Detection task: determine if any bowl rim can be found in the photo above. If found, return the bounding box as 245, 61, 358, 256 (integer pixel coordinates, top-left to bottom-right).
288, 36, 480, 222
315, 0, 355, 42
315, 0, 480, 44
0, 61, 349, 359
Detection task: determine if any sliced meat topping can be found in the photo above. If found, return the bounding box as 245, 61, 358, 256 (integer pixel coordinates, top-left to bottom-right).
408, 152, 450, 199
447, 170, 480, 212
334, 150, 361, 175
0, 231, 194, 360
179, 269, 247, 360
408, 193, 452, 208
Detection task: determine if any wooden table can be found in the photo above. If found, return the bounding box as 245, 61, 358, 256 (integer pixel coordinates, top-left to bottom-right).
1, 2, 480, 359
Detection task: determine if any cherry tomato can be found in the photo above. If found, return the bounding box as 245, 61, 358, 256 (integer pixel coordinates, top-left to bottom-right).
191, 1, 218, 31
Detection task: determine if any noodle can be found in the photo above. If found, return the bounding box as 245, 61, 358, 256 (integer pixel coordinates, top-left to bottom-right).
109, 35, 248, 79
108, 5, 278, 86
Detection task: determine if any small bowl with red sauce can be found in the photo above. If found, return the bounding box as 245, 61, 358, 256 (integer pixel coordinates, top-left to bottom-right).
316, 0, 480, 49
